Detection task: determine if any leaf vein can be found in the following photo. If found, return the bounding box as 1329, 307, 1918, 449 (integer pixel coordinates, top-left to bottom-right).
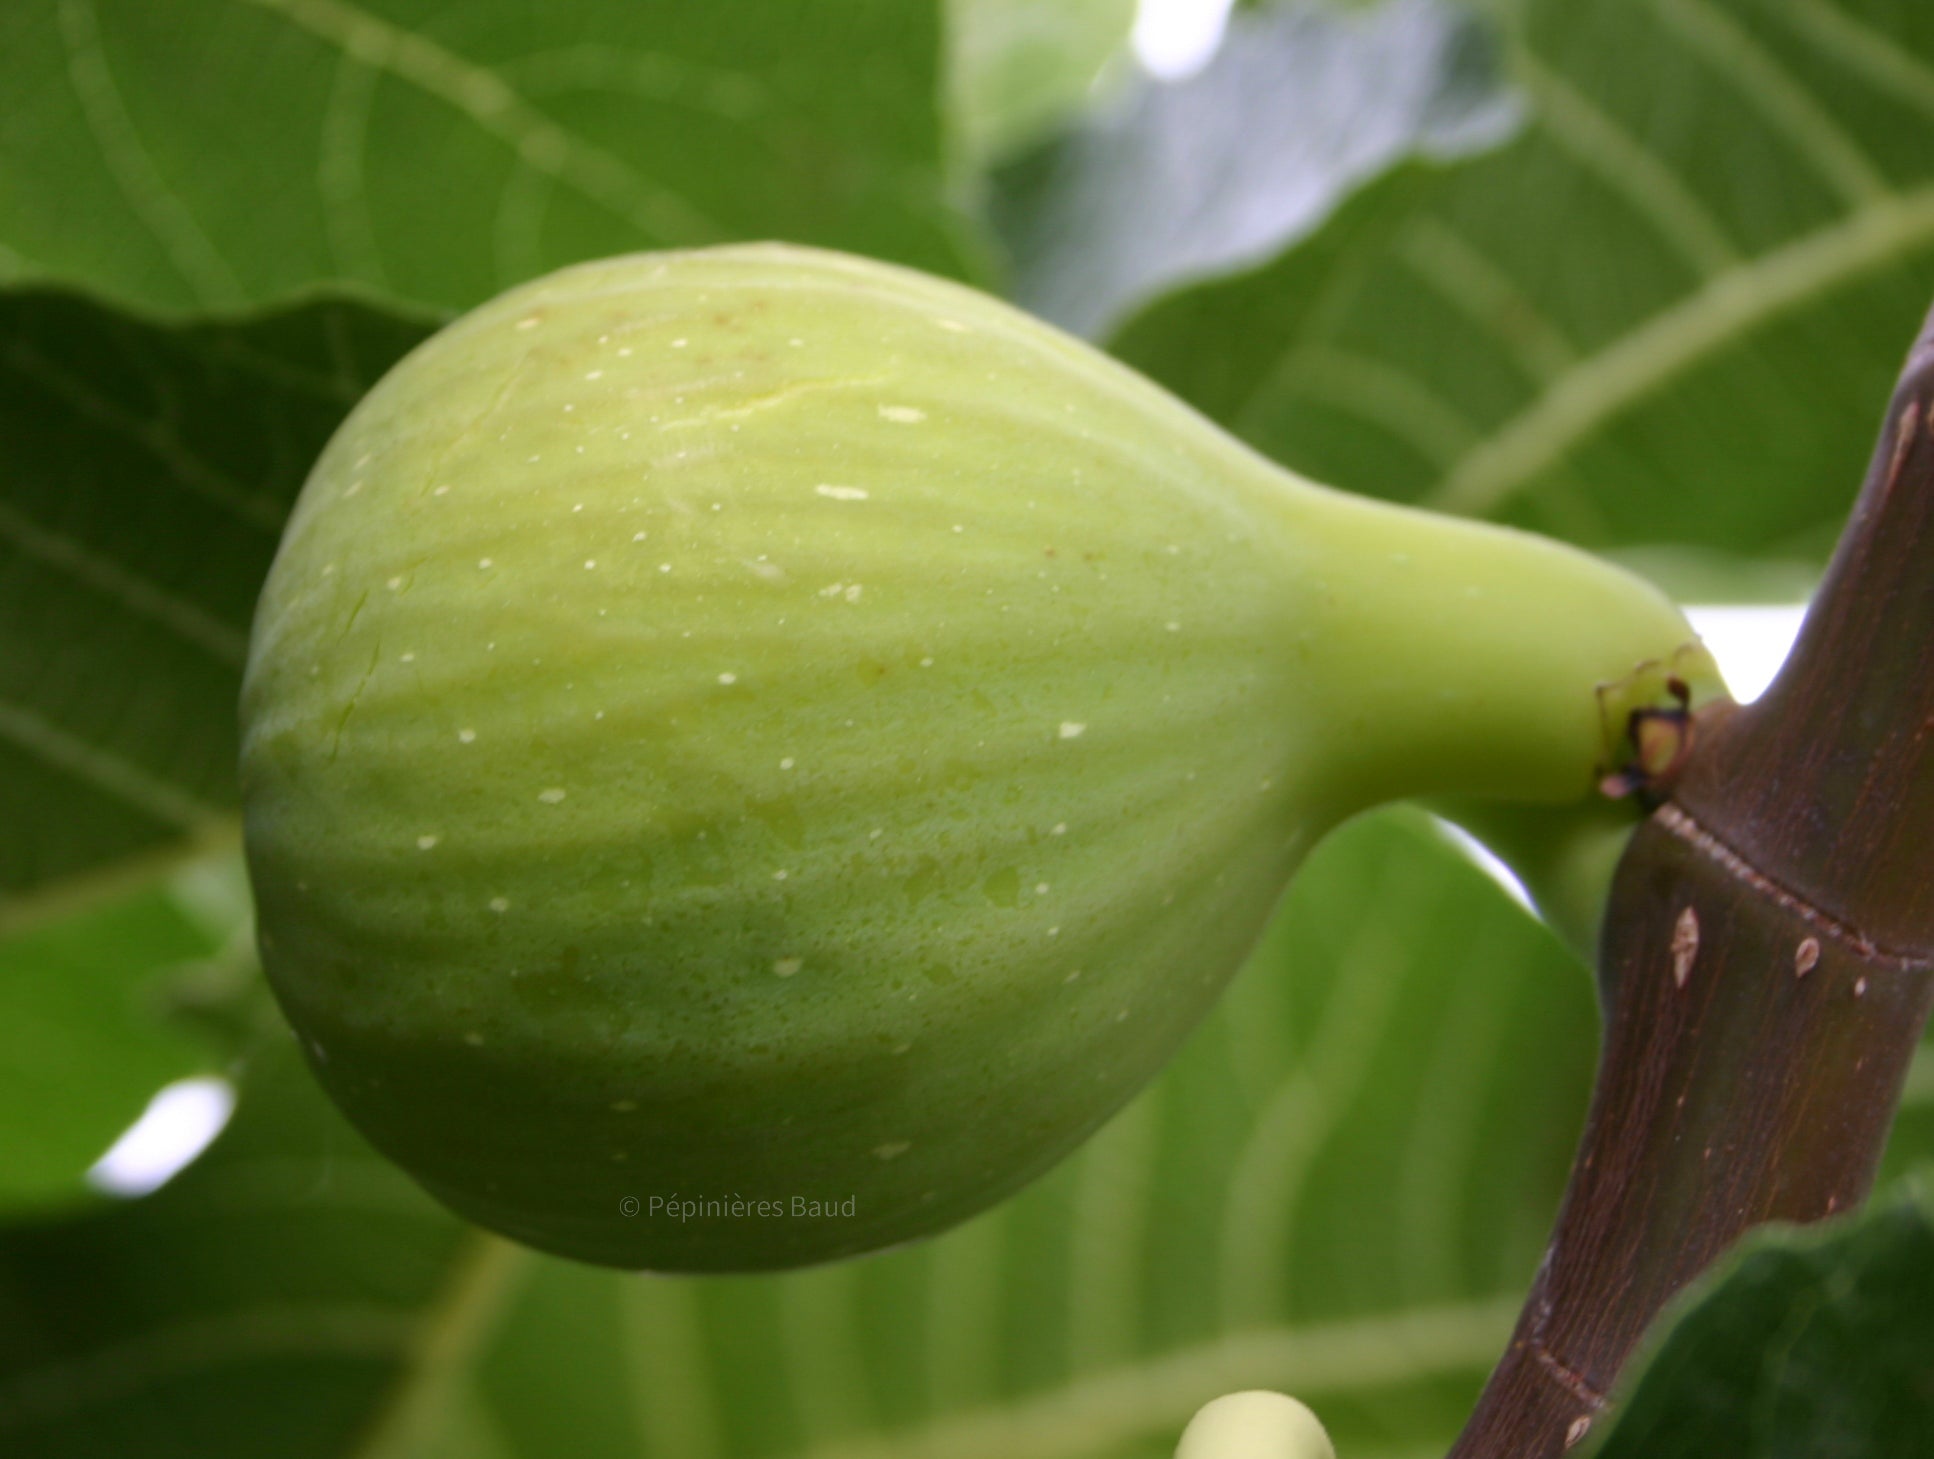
4, 336, 287, 533
0, 1304, 413, 1432
621, 1277, 723, 1459
0, 500, 247, 665
346, 1234, 527, 1459
1648, 0, 1890, 206
499, 42, 775, 124
1426, 186, 1934, 517
1396, 218, 1580, 384
781, 1264, 877, 1441
790, 1296, 1519, 1459
56, 0, 244, 306
923, 1210, 1005, 1412
318, 47, 390, 288
1064, 1093, 1160, 1375
1218, 878, 1423, 1325
1519, 50, 1740, 278
0, 696, 223, 830
1288, 347, 1486, 471
1775, 0, 1934, 122
235, 0, 725, 248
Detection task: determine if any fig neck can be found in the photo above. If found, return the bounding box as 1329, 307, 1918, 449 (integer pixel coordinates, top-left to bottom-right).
1260, 480, 1724, 819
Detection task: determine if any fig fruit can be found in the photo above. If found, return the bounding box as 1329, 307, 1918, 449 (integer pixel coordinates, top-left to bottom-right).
241, 244, 1714, 1270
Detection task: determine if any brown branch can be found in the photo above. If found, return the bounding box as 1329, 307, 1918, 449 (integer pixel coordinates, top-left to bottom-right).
1447, 301, 1934, 1457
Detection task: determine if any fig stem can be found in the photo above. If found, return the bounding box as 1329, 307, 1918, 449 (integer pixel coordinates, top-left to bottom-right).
1445, 298, 1934, 1455
1279, 489, 1723, 814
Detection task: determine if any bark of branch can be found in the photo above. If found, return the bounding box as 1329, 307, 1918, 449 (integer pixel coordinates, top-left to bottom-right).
1447, 302, 1934, 1457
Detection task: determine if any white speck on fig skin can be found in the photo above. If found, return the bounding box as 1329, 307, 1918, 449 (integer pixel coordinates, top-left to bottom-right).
1058, 722, 1086, 740
538, 788, 567, 804
489, 897, 509, 913
416, 834, 439, 850
772, 958, 802, 977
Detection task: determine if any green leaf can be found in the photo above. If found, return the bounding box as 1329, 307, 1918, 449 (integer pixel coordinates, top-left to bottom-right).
0, 0, 977, 320
1878, 1036, 1934, 1186
1109, 0, 1934, 561
946, 0, 1136, 171
0, 810, 1605, 1458
0, 1020, 471, 1459
0, 850, 248, 1215
1588, 1180, 1934, 1458
989, 0, 1518, 338
0, 290, 428, 917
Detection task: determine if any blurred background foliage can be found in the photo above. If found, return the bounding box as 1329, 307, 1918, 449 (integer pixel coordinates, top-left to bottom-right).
1, 0, 1930, 1454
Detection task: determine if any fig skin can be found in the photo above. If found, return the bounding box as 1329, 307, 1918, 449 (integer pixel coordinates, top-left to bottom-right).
240, 244, 1715, 1270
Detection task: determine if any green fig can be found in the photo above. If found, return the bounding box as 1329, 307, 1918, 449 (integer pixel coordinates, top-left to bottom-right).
240, 244, 1715, 1270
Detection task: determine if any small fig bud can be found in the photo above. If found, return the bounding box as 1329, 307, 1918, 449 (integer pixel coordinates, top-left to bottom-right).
241, 245, 1716, 1270
1176, 1392, 1336, 1459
